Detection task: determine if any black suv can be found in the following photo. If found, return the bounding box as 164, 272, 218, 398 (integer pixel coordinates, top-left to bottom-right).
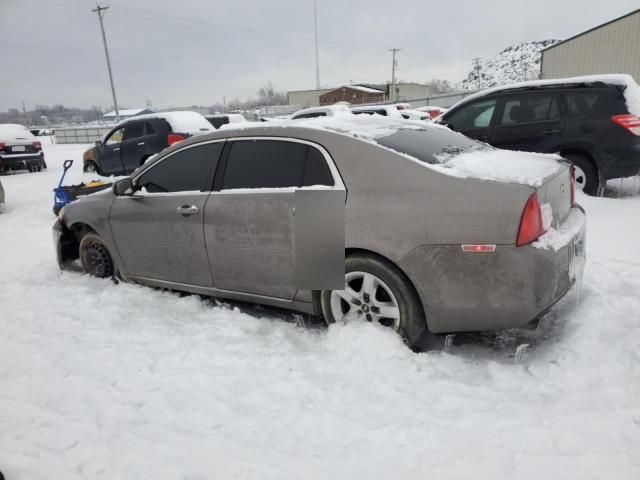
83, 112, 213, 176
437, 76, 640, 195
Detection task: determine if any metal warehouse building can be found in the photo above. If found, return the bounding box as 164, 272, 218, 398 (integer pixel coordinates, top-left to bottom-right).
541, 8, 640, 81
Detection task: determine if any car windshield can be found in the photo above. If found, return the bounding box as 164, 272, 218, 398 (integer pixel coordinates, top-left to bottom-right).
376, 127, 485, 164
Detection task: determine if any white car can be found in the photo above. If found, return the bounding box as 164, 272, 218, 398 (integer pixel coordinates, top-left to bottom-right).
290, 105, 351, 120
0, 124, 46, 174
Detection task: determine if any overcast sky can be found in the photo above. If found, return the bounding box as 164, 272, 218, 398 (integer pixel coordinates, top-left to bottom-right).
1, 0, 638, 111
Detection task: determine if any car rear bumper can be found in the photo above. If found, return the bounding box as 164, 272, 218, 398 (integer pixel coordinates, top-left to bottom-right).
599, 139, 640, 179
0, 153, 43, 170
399, 205, 587, 334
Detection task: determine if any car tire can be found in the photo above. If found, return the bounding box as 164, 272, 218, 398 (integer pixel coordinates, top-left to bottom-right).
320, 253, 429, 347
84, 161, 98, 174
41, 160, 47, 169
564, 153, 600, 196
79, 233, 116, 279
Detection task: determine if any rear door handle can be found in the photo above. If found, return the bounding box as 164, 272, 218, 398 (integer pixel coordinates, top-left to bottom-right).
542, 129, 562, 135
137, 142, 145, 146
114, 147, 120, 152
176, 205, 199, 216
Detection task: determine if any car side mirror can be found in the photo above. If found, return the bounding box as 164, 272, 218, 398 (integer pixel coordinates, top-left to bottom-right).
113, 177, 134, 196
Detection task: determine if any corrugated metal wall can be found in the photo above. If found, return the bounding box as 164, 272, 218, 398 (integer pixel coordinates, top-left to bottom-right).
54, 126, 112, 144
541, 11, 640, 81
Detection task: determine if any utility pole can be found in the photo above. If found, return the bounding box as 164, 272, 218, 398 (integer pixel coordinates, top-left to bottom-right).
313, 0, 321, 89
473, 57, 482, 90
93, 5, 120, 122
389, 48, 400, 103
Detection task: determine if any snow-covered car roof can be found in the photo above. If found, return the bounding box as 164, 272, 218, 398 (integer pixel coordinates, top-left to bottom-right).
0, 123, 36, 141
206, 113, 247, 123
116, 111, 214, 134
450, 74, 640, 116
290, 105, 351, 119
351, 104, 403, 118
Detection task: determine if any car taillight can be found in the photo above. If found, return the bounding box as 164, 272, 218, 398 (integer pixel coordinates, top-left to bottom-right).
611, 114, 640, 136
167, 133, 186, 146
569, 164, 575, 207
32, 141, 42, 150
0, 142, 5, 151
516, 193, 546, 247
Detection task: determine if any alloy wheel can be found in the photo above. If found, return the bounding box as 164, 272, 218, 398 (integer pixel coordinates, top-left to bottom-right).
330, 271, 401, 330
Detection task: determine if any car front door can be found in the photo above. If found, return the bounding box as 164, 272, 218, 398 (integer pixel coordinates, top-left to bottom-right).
491, 93, 564, 152
109, 141, 224, 286
120, 121, 146, 173
442, 98, 497, 143
204, 138, 345, 299
98, 127, 125, 175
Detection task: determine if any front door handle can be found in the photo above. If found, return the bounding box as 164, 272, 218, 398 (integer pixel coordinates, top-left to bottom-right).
137, 142, 145, 146
176, 205, 199, 216
114, 147, 120, 152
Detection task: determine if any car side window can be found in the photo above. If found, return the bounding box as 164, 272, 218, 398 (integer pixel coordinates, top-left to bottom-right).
499, 94, 560, 125
123, 122, 144, 141
564, 91, 599, 116
222, 140, 333, 189
446, 99, 497, 131
105, 128, 124, 145
136, 142, 223, 193
145, 122, 156, 135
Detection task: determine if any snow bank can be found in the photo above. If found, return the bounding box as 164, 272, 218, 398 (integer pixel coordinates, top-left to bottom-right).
432, 148, 565, 187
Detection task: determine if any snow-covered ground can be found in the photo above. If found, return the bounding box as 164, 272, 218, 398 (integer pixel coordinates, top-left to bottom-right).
1, 142, 639, 479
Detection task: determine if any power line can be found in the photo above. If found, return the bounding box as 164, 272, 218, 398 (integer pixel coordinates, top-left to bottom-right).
93, 5, 120, 122
472, 57, 482, 89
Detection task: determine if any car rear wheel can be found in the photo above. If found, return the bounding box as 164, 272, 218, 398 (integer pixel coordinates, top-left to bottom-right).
79, 233, 115, 278
320, 253, 428, 347
564, 153, 600, 196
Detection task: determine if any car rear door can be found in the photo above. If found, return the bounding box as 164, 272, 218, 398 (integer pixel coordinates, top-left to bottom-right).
120, 121, 146, 173
109, 141, 224, 286
204, 137, 345, 299
491, 92, 564, 152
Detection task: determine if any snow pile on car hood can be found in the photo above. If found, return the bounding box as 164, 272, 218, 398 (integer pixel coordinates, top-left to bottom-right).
432, 148, 565, 187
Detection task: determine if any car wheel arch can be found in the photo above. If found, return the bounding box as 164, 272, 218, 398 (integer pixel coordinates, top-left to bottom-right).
312, 246, 429, 324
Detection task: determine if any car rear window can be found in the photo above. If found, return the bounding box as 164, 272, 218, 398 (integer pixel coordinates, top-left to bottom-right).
376, 128, 481, 164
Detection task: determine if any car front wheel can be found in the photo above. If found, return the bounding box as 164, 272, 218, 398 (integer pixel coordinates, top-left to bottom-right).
320, 253, 428, 347
84, 161, 98, 174
79, 233, 115, 278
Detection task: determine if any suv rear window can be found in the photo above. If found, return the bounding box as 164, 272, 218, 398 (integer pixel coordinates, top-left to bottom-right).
564, 91, 599, 116
377, 128, 480, 164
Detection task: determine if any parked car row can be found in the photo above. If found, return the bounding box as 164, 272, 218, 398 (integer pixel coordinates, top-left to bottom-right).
54, 115, 586, 348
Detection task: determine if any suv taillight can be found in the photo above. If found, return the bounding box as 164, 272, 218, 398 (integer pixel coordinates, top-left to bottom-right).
516, 193, 546, 247
570, 164, 576, 207
611, 114, 640, 136
0, 142, 5, 151
32, 141, 42, 150
167, 133, 186, 146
